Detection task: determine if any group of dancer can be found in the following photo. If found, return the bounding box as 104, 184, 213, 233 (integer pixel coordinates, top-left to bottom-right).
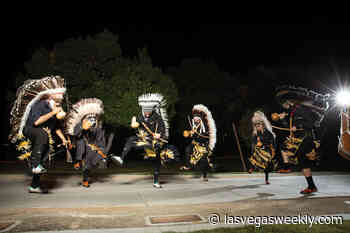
9, 76, 216, 193
247, 86, 330, 194
9, 76, 332, 195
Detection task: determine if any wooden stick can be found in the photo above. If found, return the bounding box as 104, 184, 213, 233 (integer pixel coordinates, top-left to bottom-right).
289, 114, 293, 137
141, 122, 168, 143
232, 121, 247, 172
271, 125, 303, 131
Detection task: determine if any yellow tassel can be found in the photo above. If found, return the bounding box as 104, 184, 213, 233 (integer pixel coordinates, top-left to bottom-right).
145, 149, 156, 158
18, 152, 31, 160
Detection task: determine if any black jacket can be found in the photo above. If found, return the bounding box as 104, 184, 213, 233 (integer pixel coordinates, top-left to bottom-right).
25, 100, 58, 131
137, 112, 167, 139
280, 104, 314, 136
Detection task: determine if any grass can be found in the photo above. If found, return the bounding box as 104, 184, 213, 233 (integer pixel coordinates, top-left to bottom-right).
164, 220, 350, 233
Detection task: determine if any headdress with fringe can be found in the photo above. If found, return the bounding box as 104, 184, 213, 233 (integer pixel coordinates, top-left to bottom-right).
251, 111, 276, 139
275, 85, 330, 111
138, 93, 169, 138
65, 98, 104, 136
9, 75, 66, 143
275, 85, 330, 127
192, 104, 217, 151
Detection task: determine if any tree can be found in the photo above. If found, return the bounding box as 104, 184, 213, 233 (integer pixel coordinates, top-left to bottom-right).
167, 59, 239, 129
21, 30, 122, 104
91, 48, 178, 128
11, 31, 178, 132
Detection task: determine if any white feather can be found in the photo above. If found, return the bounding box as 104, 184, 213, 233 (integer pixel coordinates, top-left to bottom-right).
251, 111, 275, 139
138, 93, 169, 138
192, 104, 217, 150
65, 98, 104, 135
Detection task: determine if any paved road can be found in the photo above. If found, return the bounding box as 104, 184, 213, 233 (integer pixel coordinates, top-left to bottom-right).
1, 171, 350, 232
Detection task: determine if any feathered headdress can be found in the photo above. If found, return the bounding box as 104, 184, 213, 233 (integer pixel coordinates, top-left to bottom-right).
65, 98, 104, 136
275, 85, 331, 127
9, 76, 66, 143
138, 93, 169, 138
192, 104, 217, 151
275, 85, 330, 112
252, 111, 276, 139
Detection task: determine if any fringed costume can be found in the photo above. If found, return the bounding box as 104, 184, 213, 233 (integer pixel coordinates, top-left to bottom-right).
338, 107, 350, 160
273, 86, 329, 194
248, 111, 277, 184
181, 104, 217, 181
9, 76, 68, 193
112, 93, 179, 188
65, 98, 114, 188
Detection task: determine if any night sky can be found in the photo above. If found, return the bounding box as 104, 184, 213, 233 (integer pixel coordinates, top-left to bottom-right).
7, 21, 350, 75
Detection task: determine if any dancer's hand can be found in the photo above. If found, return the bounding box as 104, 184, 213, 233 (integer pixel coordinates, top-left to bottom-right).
279, 112, 288, 119
65, 137, 73, 150
51, 105, 62, 115
67, 141, 73, 150
56, 110, 66, 119
82, 119, 92, 130
131, 116, 139, 128
154, 133, 161, 139
190, 130, 195, 136
291, 126, 297, 132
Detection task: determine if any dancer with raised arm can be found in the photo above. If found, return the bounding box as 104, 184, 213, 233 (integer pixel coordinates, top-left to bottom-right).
112, 93, 179, 188
9, 76, 68, 193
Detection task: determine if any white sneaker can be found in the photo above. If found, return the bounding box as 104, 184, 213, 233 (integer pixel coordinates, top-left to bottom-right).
32, 165, 47, 174
28, 186, 47, 193
112, 156, 123, 165
153, 183, 162, 188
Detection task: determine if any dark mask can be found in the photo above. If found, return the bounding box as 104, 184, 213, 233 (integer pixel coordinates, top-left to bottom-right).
87, 115, 97, 128
144, 112, 152, 119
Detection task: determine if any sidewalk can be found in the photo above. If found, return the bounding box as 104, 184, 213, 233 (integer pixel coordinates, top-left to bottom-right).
1, 171, 350, 232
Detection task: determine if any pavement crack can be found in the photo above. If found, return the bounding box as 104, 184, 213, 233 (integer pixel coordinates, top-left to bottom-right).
138, 191, 151, 207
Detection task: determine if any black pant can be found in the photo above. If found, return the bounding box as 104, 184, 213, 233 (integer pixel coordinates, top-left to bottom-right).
83, 169, 89, 182
198, 156, 209, 178
78, 142, 104, 182
75, 139, 84, 162
121, 136, 155, 159
121, 136, 139, 159
122, 136, 162, 183
152, 155, 161, 184
24, 127, 50, 189
185, 143, 210, 177
184, 144, 193, 168
148, 143, 162, 184
23, 127, 49, 168
31, 174, 41, 188
297, 136, 316, 169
